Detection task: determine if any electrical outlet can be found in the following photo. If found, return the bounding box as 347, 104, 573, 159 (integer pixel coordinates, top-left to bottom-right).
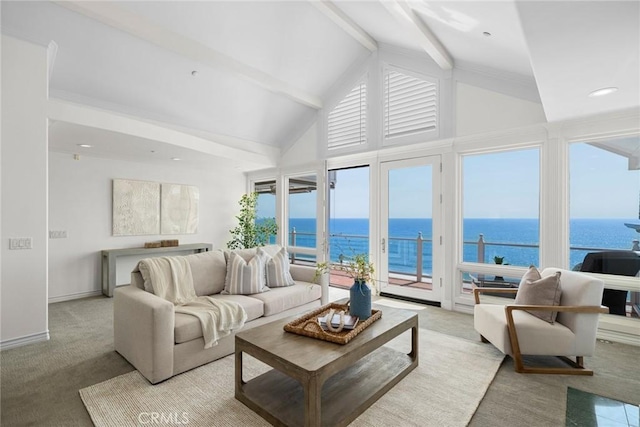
9, 237, 33, 250
49, 230, 68, 239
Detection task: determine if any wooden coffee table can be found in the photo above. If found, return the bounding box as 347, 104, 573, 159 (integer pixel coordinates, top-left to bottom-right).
235, 304, 418, 427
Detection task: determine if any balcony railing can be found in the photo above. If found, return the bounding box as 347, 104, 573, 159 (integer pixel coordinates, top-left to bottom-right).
288, 228, 640, 278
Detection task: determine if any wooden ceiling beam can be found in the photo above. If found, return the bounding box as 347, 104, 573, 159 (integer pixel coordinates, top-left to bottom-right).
54, 1, 323, 109
381, 0, 453, 70
310, 0, 378, 52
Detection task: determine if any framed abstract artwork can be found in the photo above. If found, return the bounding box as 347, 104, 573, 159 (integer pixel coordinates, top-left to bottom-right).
161, 183, 199, 234
112, 179, 160, 236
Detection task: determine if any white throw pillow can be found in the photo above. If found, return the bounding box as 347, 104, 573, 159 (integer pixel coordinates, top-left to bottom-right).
222, 248, 269, 295
264, 247, 295, 288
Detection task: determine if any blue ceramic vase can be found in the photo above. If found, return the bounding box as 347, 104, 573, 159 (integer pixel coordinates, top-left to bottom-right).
349, 280, 371, 320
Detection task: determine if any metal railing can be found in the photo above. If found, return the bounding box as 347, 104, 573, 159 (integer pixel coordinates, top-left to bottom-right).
288, 228, 640, 279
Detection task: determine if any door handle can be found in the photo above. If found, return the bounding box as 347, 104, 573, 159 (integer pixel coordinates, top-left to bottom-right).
381, 237, 386, 254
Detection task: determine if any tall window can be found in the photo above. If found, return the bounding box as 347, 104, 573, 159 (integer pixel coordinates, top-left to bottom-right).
383, 68, 437, 140
288, 174, 317, 262
327, 80, 367, 150
462, 148, 540, 267
569, 138, 640, 269
570, 137, 640, 318
254, 179, 277, 244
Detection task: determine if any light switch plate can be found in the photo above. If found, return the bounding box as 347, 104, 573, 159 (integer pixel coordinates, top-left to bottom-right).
9, 237, 33, 250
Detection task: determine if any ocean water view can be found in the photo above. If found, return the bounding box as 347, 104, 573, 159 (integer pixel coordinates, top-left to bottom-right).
284, 218, 640, 275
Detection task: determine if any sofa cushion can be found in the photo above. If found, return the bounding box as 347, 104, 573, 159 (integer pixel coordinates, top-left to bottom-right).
249, 283, 322, 316
261, 244, 283, 258
265, 247, 295, 288
174, 295, 264, 344
223, 247, 258, 263
186, 250, 227, 296
223, 245, 282, 262
223, 248, 269, 295
137, 261, 154, 293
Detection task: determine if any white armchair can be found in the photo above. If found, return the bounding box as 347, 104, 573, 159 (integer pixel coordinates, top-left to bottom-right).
474, 268, 609, 375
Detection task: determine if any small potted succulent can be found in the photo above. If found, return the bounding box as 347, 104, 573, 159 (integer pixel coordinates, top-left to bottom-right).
493, 256, 505, 281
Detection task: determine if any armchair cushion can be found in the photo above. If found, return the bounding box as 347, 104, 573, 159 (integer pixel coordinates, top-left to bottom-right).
474, 304, 576, 355
514, 267, 562, 323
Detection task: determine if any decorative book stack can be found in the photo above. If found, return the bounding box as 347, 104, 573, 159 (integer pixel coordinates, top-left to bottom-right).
317, 313, 359, 331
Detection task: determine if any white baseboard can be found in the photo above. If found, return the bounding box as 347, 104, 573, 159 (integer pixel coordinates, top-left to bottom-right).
48, 290, 102, 303
0, 330, 50, 351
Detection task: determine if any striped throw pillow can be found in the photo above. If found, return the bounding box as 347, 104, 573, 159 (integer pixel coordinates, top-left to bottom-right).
265, 247, 295, 288
222, 248, 269, 295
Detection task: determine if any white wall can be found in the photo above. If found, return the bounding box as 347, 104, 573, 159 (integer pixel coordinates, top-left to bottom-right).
48, 151, 246, 301
280, 122, 318, 167
1, 36, 49, 347
455, 82, 547, 136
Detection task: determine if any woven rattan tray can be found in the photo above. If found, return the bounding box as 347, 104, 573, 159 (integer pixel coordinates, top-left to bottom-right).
283, 302, 382, 345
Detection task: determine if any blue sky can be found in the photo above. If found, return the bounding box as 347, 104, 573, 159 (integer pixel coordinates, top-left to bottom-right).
570, 143, 639, 219
257, 143, 639, 219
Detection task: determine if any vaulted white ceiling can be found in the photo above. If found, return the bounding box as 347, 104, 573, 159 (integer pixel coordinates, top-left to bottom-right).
2, 1, 638, 169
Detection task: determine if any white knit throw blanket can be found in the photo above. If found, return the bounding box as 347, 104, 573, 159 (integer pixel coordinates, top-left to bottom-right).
175, 297, 248, 349
140, 257, 247, 349
143, 257, 196, 305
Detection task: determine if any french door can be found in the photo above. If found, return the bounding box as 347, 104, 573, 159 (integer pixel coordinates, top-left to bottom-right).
379, 156, 442, 303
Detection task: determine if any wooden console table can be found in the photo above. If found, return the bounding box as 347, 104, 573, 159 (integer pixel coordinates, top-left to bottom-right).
101, 243, 212, 297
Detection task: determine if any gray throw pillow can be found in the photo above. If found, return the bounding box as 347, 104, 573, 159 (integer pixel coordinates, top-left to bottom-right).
222, 248, 269, 295
264, 247, 295, 288
518, 265, 542, 287
514, 267, 562, 323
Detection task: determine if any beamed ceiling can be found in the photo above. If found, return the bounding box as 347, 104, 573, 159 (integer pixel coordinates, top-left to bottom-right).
2, 1, 639, 170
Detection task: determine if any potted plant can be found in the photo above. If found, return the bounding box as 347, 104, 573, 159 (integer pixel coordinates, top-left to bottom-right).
493, 256, 505, 281
227, 192, 278, 249
315, 253, 375, 320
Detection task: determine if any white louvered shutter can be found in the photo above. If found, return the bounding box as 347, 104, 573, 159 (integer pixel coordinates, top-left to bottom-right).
384, 70, 437, 139
327, 82, 366, 150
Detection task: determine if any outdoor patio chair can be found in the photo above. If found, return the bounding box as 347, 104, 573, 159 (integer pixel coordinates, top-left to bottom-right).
473, 268, 608, 375
579, 250, 640, 316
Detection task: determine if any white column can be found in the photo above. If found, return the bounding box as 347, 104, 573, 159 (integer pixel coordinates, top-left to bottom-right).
1, 36, 50, 348
539, 127, 569, 269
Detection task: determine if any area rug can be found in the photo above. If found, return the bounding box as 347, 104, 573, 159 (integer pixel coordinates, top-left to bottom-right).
80, 329, 504, 426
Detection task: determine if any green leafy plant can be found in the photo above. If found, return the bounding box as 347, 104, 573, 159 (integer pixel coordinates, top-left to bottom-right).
314, 253, 375, 284
227, 192, 277, 249
313, 261, 329, 284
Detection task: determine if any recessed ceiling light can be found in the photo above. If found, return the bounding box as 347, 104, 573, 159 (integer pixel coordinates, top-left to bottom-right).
588, 87, 618, 97
483, 31, 492, 37
77, 144, 92, 148
191, 70, 198, 77
171, 157, 181, 161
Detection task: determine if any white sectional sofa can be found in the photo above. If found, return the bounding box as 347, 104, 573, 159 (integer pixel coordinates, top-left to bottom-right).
114, 245, 324, 384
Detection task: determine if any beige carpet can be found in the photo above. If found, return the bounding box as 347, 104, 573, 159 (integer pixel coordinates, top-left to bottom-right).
80, 329, 504, 426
